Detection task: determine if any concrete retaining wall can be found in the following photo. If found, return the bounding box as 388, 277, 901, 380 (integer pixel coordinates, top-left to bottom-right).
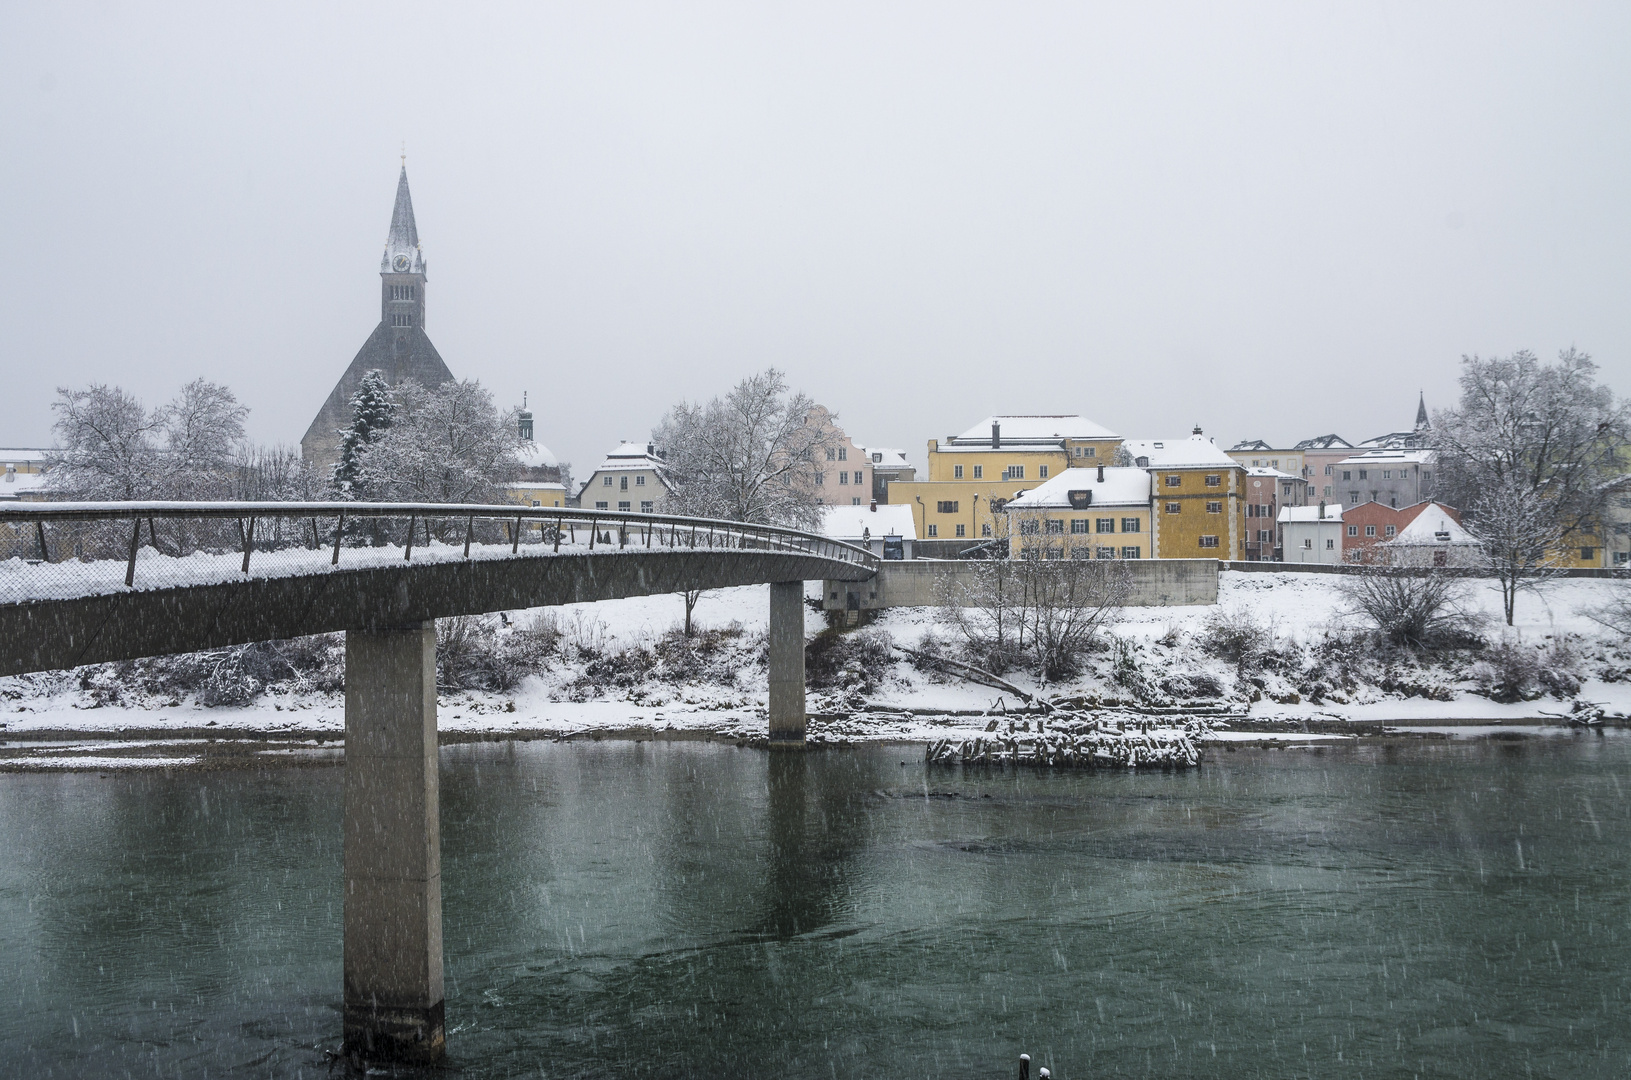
822, 558, 1218, 611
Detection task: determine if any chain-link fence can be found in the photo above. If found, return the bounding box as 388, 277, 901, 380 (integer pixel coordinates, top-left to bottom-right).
0, 502, 876, 606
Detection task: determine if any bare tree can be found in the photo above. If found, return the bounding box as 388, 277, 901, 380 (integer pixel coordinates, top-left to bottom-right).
653, 369, 838, 529
355, 379, 522, 503
1343, 566, 1480, 648
1019, 556, 1130, 680
1471, 475, 1568, 625
49, 379, 246, 501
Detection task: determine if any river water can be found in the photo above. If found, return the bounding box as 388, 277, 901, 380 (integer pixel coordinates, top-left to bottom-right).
1, 734, 1628, 1078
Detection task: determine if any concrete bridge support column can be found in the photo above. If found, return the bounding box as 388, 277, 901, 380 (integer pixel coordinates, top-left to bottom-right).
767, 580, 806, 745
342, 621, 445, 1063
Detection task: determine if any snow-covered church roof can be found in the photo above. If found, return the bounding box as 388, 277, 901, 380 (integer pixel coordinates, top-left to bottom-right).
517, 440, 557, 469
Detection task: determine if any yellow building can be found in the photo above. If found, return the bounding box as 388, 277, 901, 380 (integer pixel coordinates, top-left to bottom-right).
507, 481, 567, 508
890, 415, 1122, 543
1002, 466, 1153, 559
1123, 433, 1247, 560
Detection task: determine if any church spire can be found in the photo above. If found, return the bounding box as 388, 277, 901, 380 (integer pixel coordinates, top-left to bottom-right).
381, 166, 425, 275
1415, 391, 1429, 430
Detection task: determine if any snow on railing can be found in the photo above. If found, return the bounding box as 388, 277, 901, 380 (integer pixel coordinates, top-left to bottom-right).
0, 501, 876, 605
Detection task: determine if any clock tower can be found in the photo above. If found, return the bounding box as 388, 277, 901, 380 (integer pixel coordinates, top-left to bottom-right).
301, 165, 455, 469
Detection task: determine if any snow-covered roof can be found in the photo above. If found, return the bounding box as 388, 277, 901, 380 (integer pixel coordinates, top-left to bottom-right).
1277, 503, 1344, 523
821, 503, 917, 541
517, 440, 557, 469
950, 415, 1120, 444
1389, 504, 1477, 545
1292, 434, 1354, 450
1004, 467, 1150, 509
857, 445, 912, 469
0, 470, 47, 500
1122, 435, 1239, 469
1229, 439, 1277, 452
1247, 467, 1303, 481
607, 441, 657, 459
505, 481, 565, 492
1337, 447, 1434, 466
0, 448, 52, 466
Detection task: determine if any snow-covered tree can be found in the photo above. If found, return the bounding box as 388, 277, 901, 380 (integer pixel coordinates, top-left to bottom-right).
49, 379, 245, 501
331, 370, 394, 497
353, 378, 521, 503
653, 369, 838, 529
1473, 475, 1568, 625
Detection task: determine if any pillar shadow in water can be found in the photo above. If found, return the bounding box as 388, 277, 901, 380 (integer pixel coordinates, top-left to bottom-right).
754, 751, 870, 940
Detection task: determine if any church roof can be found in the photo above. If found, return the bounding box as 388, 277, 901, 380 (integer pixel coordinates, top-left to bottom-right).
381, 166, 426, 275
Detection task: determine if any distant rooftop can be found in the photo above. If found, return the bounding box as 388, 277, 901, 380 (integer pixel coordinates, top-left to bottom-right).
949, 415, 1120, 444
1005, 466, 1151, 508
821, 503, 916, 541
1121, 434, 1238, 469
1278, 503, 1344, 523
1292, 434, 1354, 451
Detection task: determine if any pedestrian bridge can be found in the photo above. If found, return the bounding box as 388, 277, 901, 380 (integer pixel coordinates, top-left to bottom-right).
0, 500, 875, 1063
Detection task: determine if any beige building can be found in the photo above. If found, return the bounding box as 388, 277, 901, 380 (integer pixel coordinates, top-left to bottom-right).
804, 405, 874, 507
1003, 465, 1153, 560
578, 442, 672, 513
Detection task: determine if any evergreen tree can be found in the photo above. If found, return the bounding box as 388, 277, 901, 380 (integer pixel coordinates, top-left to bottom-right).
332, 370, 395, 496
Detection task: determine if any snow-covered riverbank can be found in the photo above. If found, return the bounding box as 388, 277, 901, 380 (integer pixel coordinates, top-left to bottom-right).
4, 571, 1629, 750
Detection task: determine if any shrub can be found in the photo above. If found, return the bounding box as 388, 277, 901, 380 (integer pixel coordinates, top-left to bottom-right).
1343, 568, 1482, 650
437, 615, 554, 692
806, 628, 895, 696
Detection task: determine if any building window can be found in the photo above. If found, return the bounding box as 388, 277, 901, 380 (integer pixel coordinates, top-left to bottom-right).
927, 524, 938, 537
1259, 529, 1273, 542
531, 500, 541, 507
603, 476, 613, 486
872, 453, 882, 462
1326, 538, 1335, 550
641, 501, 653, 512
973, 465, 984, 479
852, 497, 861, 505
1384, 525, 1396, 537
1083, 447, 1096, 457
1303, 538, 1313, 549
1121, 518, 1141, 532
1348, 491, 1359, 504
1096, 518, 1115, 533
1324, 486, 1333, 497
595, 501, 608, 509
1019, 520, 1039, 535
636, 475, 646, 486
1348, 525, 1358, 536
1120, 545, 1141, 559
839, 472, 848, 485
1199, 535, 1220, 548
1205, 474, 1221, 487
1045, 519, 1064, 534
815, 472, 824, 485
982, 524, 992, 537
1165, 475, 1181, 487
936, 500, 959, 514
826, 449, 836, 461
1423, 470, 1433, 481
1382, 470, 1392, 479
954, 464, 964, 479
1005, 465, 1025, 480
1358, 469, 1368, 480
838, 447, 847, 461
1582, 546, 1596, 560
1165, 502, 1181, 514
1365, 525, 1376, 537
620, 476, 628, 490
618, 501, 630, 511
1206, 501, 1222, 514
1095, 546, 1116, 559
955, 524, 966, 537
1039, 466, 1049, 479
1071, 519, 1089, 534
1282, 485, 1293, 497
1342, 470, 1351, 481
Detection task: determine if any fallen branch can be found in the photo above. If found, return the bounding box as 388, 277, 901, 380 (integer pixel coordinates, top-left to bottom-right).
892, 644, 1049, 710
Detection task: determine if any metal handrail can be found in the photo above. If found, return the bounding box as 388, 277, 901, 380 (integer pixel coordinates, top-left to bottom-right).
0, 500, 878, 583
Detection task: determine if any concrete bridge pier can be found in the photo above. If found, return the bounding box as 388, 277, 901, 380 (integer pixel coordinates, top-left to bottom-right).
767, 581, 806, 745
342, 621, 445, 1063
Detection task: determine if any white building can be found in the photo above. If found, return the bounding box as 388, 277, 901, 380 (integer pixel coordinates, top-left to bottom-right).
1278, 503, 1345, 565
1383, 504, 1483, 567
577, 442, 672, 513
821, 502, 917, 560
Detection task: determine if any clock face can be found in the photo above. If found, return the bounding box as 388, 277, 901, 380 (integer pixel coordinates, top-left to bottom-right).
393, 254, 411, 272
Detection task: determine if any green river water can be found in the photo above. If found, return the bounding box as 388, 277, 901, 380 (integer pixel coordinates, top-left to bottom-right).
1, 733, 1628, 1078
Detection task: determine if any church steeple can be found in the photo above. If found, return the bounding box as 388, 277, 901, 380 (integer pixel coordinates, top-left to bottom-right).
1415, 391, 1429, 430
380, 165, 427, 330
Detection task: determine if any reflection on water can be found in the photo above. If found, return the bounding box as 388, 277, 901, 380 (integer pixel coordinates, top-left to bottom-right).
2, 734, 1630, 1077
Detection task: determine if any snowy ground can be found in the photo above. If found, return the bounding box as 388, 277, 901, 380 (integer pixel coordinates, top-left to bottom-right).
4, 571, 1629, 762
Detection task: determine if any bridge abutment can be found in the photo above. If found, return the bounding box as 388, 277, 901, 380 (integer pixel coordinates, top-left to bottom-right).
767, 581, 807, 745
342, 621, 445, 1063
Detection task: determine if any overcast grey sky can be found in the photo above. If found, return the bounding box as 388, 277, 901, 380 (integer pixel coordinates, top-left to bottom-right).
4, 2, 1628, 471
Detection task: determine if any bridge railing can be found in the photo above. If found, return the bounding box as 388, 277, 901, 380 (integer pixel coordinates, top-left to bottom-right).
0, 501, 877, 605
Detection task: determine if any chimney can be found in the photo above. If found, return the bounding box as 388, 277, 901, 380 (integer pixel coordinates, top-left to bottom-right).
1096, 463, 1105, 483
869, 500, 877, 512
647, 442, 655, 456
1192, 424, 1203, 436
4, 464, 13, 483
991, 421, 1001, 449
